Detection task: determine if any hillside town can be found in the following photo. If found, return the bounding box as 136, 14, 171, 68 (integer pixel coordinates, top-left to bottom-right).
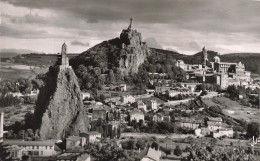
0, 17, 260, 161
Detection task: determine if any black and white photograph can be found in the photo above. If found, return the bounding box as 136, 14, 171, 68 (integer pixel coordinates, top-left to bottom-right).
0, 0, 260, 160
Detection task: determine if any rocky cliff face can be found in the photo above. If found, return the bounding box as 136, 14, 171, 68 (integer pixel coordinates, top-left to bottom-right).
119, 29, 151, 75
70, 27, 151, 76
33, 66, 88, 140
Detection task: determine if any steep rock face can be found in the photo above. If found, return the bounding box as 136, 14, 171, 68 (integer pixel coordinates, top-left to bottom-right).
70, 28, 151, 76
119, 29, 151, 75
33, 66, 88, 140
120, 29, 142, 46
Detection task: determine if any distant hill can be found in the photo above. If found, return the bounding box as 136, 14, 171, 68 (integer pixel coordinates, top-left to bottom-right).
2, 53, 79, 67
219, 53, 260, 74
153, 48, 260, 74
0, 52, 20, 58
0, 48, 40, 58
69, 28, 186, 90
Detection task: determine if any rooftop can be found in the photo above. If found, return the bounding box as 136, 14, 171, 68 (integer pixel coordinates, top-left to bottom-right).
144, 147, 161, 161
4, 140, 55, 146
130, 110, 143, 116
80, 131, 101, 137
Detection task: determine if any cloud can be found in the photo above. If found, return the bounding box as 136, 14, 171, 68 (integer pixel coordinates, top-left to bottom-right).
188, 41, 201, 51
0, 48, 41, 54
0, 23, 49, 39
144, 37, 162, 49
1, 0, 260, 54
71, 40, 90, 47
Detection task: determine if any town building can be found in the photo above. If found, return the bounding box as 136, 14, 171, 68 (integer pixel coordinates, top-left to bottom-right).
81, 92, 91, 100
129, 111, 144, 122
176, 118, 203, 130
6, 145, 24, 160
80, 131, 101, 143
4, 140, 56, 160
147, 100, 158, 110
66, 136, 86, 150
92, 108, 108, 120
211, 128, 234, 138
207, 121, 222, 131
176, 47, 251, 90
119, 84, 127, 91
141, 147, 161, 161
121, 95, 135, 104
137, 100, 147, 112
181, 83, 201, 92
32, 152, 91, 161
153, 114, 171, 122
107, 121, 120, 138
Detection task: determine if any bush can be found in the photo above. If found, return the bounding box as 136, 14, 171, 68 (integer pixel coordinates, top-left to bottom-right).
247, 122, 260, 138
23, 96, 36, 104
151, 142, 159, 150
0, 94, 21, 108
174, 145, 183, 156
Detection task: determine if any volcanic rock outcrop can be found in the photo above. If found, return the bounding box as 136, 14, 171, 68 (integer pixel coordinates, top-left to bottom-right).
119, 27, 151, 75
34, 58, 88, 140
70, 18, 151, 76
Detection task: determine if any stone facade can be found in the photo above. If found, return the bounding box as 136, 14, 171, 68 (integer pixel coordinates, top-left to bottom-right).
0, 111, 3, 142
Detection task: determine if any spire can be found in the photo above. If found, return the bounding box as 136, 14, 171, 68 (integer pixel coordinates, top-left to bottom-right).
128, 17, 133, 30
61, 42, 67, 55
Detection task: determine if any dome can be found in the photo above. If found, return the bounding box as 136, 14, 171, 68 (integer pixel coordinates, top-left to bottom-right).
213, 56, 220, 63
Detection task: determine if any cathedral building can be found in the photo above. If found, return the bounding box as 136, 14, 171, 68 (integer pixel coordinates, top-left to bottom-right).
176, 47, 251, 89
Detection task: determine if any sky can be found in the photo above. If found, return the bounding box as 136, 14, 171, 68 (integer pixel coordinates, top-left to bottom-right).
0, 0, 260, 55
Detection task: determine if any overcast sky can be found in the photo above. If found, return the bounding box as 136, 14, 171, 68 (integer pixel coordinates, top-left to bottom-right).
0, 0, 260, 55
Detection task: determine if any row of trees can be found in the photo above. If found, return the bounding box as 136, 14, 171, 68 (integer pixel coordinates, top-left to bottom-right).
85, 142, 141, 161
0, 93, 21, 108
226, 85, 259, 108
181, 137, 256, 161
126, 119, 193, 134
0, 78, 43, 94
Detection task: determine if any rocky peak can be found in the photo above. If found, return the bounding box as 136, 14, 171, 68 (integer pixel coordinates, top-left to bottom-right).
117, 18, 151, 75
120, 29, 142, 47
33, 63, 88, 140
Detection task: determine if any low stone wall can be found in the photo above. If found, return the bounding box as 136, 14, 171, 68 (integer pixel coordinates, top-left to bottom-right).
164, 99, 193, 106
121, 132, 194, 139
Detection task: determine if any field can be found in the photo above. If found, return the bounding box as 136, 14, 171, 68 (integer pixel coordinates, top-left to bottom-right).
203, 96, 260, 122
4, 104, 35, 126
0, 62, 48, 80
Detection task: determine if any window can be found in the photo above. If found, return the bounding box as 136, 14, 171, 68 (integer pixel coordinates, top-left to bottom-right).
32, 146, 34, 149
45, 146, 48, 149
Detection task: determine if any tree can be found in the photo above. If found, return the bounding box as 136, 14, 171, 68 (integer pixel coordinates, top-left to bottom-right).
136, 139, 146, 150
209, 105, 222, 114
107, 69, 115, 84
151, 142, 159, 150
100, 94, 106, 103
128, 139, 136, 150
174, 145, 183, 156
247, 122, 260, 138
161, 147, 171, 156
0, 142, 12, 161
227, 85, 239, 100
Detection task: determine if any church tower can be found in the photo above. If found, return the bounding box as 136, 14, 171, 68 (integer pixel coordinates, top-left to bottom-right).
202, 46, 208, 67
0, 111, 3, 142
58, 42, 70, 69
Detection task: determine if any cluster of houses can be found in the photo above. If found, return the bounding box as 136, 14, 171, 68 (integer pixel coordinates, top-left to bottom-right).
178, 116, 234, 138
176, 47, 257, 90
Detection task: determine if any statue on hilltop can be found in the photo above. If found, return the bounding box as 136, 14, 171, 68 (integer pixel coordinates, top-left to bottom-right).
127, 17, 133, 30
